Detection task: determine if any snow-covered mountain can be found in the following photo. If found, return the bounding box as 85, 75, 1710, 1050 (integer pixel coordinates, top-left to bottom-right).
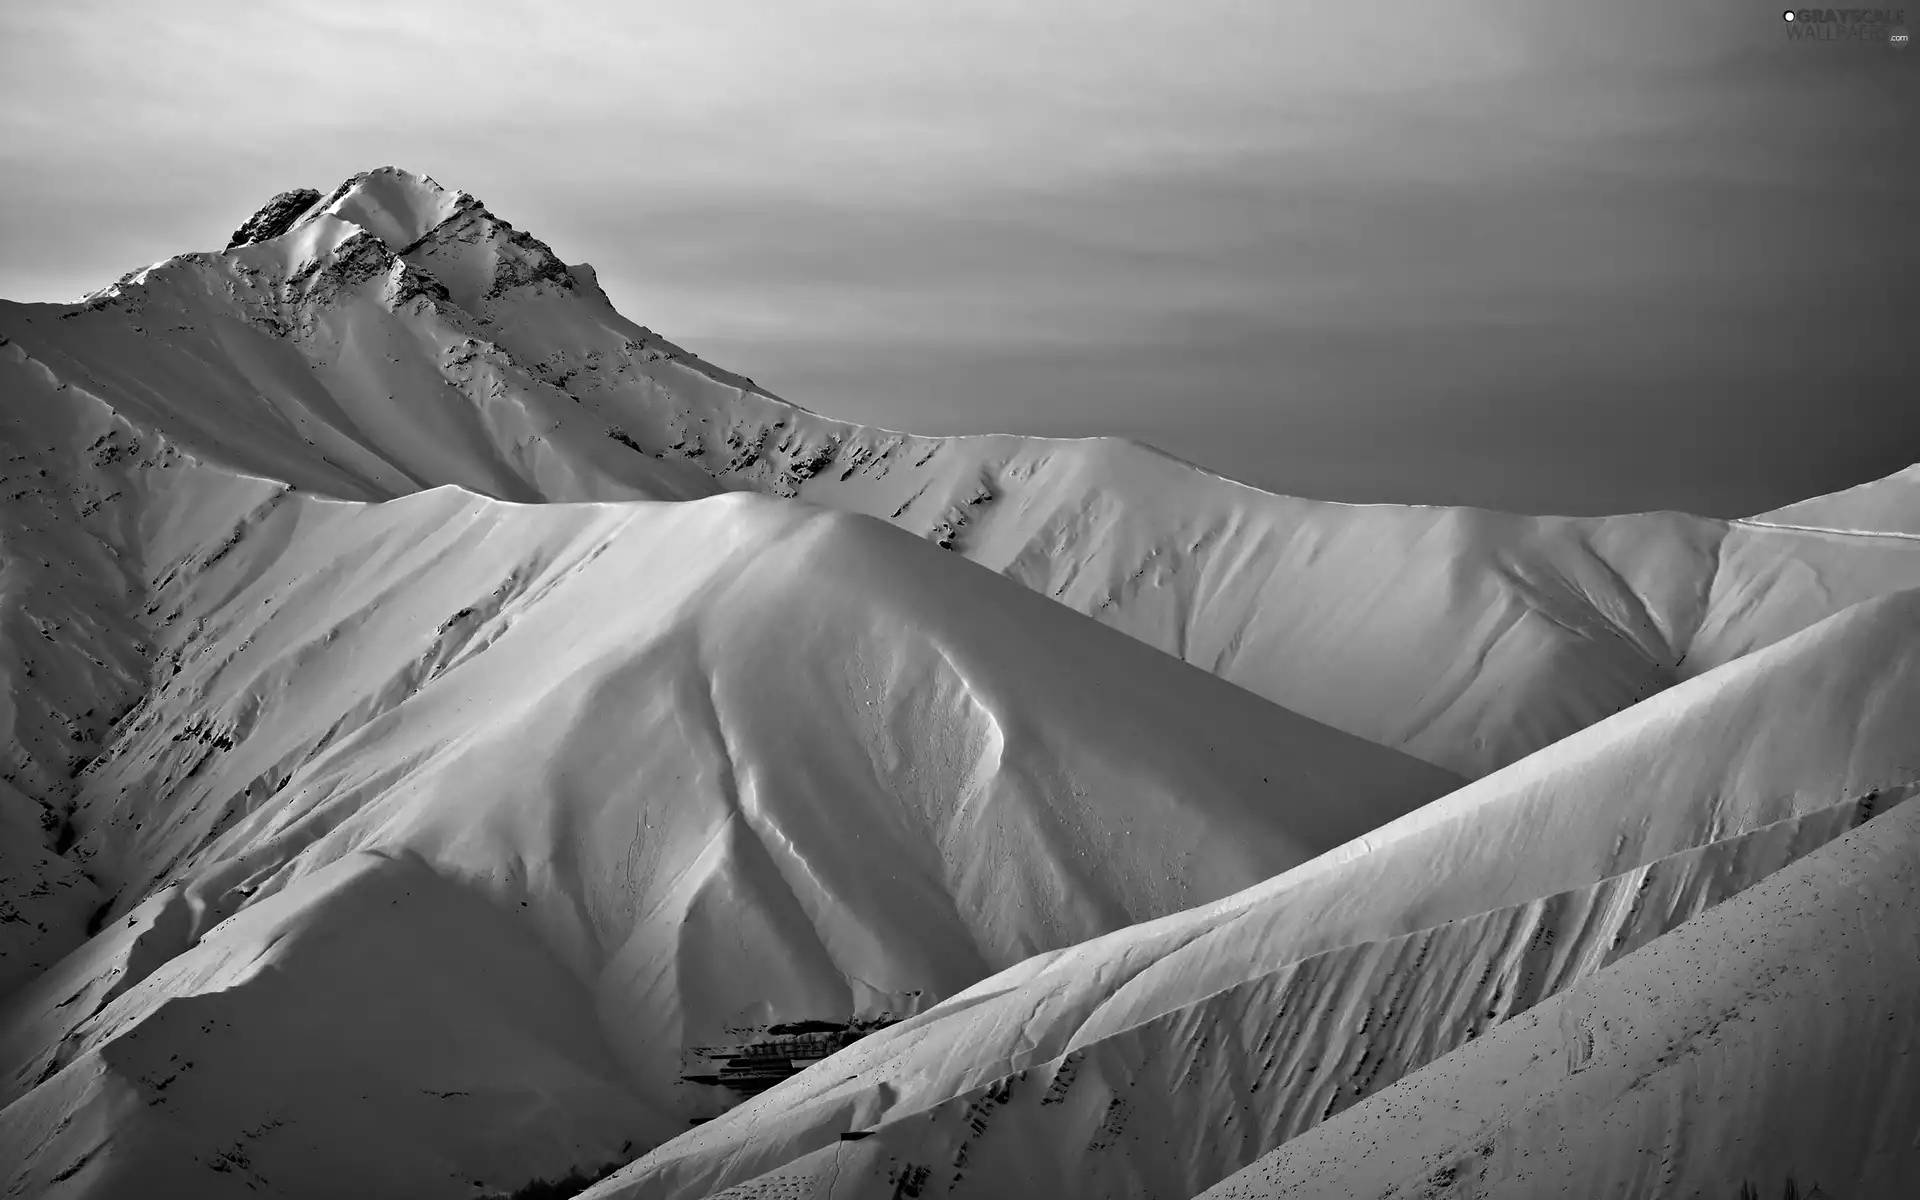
0, 383, 1456, 1197
7, 168, 1917, 781
1, 166, 1916, 1199
577, 587, 1920, 1199
0, 176, 1459, 1193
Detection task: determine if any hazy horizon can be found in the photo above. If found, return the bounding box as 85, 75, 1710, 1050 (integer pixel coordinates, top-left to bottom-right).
4, 0, 1914, 517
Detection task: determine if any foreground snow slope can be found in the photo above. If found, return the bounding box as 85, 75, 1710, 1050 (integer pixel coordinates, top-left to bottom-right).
1199, 785, 1920, 1200
588, 588, 1920, 1200
6, 168, 1917, 777
0, 369, 1453, 1194
0, 849, 665, 1198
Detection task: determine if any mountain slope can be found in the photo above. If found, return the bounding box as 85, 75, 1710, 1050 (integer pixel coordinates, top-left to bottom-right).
0, 364, 1455, 1195
6, 169, 1917, 778
1755, 463, 1920, 536
1198, 788, 1920, 1200
585, 588, 1920, 1200
0, 334, 293, 995
0, 849, 665, 1199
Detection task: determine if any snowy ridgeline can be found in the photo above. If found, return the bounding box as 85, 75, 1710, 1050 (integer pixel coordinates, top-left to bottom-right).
13, 168, 1920, 784
0, 167, 1916, 1199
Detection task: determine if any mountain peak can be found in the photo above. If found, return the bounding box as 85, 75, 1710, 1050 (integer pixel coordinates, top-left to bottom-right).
311, 166, 477, 253
224, 168, 471, 257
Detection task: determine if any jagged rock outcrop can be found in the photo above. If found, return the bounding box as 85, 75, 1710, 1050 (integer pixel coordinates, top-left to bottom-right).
224, 187, 322, 249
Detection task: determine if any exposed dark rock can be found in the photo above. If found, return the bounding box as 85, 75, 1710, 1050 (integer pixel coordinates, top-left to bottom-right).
766, 1019, 848, 1036
394, 190, 486, 256
478, 1151, 630, 1200
283, 231, 393, 308
382, 259, 451, 310
225, 188, 322, 249
682, 1018, 898, 1095
310, 173, 366, 217
484, 224, 577, 299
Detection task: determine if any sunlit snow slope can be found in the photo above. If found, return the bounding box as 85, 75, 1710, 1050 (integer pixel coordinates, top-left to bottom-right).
588, 589, 1920, 1200
0, 344, 1453, 1195
1199, 789, 1920, 1200
5, 168, 1917, 777
1755, 463, 1920, 536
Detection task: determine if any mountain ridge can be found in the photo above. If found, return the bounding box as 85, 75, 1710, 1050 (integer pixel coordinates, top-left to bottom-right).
8, 169, 1917, 780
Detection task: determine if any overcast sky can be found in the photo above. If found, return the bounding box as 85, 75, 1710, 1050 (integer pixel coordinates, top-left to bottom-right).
3, 0, 1914, 515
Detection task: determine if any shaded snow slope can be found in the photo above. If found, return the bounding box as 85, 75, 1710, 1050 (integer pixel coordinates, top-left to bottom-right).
0, 335, 289, 995
0, 357, 1453, 1194
5, 168, 1916, 777
1199, 789, 1920, 1200
586, 589, 1920, 1200
0, 850, 664, 1199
